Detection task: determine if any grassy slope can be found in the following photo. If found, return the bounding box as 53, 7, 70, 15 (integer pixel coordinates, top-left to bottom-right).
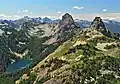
17, 28, 120, 84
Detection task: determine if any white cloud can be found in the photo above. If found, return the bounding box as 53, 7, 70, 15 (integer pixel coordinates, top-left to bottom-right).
30, 12, 33, 14
0, 14, 12, 19
17, 10, 33, 15
102, 9, 107, 12
23, 10, 29, 13
1, 12, 120, 21
102, 17, 120, 20
13, 15, 21, 18
0, 14, 5, 17
72, 13, 120, 21
42, 16, 52, 18
17, 11, 21, 13
57, 11, 62, 14
73, 6, 84, 10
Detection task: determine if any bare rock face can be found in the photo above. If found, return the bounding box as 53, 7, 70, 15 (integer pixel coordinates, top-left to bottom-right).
60, 13, 74, 26
56, 13, 80, 41
114, 33, 120, 39
90, 17, 107, 32
59, 13, 80, 29
90, 17, 115, 38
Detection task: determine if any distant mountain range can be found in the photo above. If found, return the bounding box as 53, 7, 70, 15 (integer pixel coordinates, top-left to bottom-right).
0, 16, 120, 33
76, 19, 120, 33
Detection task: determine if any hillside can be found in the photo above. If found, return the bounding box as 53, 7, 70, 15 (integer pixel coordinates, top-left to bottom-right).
15, 16, 120, 84
0, 13, 81, 73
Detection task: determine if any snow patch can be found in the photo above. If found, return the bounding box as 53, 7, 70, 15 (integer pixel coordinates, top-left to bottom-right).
0, 29, 4, 36
19, 42, 26, 45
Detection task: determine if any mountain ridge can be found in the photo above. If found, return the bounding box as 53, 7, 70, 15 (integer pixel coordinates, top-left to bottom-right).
0, 13, 120, 84
15, 14, 120, 84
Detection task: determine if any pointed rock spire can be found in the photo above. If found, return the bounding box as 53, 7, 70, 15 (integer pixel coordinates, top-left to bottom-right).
90, 17, 116, 38
90, 17, 106, 32
60, 13, 74, 25
59, 13, 80, 29
56, 13, 80, 41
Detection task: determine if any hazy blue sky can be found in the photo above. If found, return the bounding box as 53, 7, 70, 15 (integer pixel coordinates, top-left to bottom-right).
0, 0, 120, 20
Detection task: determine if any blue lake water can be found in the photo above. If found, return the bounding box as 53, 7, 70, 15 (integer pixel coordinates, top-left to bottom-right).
7, 59, 32, 73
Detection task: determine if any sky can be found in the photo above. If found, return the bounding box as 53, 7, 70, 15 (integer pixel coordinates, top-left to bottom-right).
0, 0, 120, 20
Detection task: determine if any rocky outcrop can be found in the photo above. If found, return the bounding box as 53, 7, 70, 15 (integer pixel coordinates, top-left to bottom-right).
60, 13, 80, 29
114, 33, 120, 39
90, 17, 115, 38
60, 13, 74, 26
90, 17, 107, 33
56, 13, 80, 41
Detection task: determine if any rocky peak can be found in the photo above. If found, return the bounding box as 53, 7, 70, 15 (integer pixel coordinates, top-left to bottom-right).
60, 13, 74, 25
114, 33, 120, 39
93, 17, 102, 22
90, 17, 106, 31
90, 17, 108, 35
59, 13, 80, 29
90, 17, 117, 38
56, 13, 80, 41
